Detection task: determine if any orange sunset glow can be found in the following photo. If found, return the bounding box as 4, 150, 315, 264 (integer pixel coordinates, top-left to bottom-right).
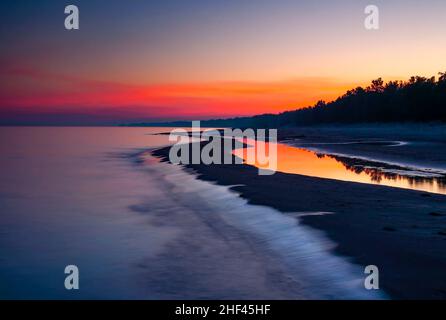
0, 66, 357, 118
236, 142, 446, 195
2, 0, 446, 302
1, 0, 446, 124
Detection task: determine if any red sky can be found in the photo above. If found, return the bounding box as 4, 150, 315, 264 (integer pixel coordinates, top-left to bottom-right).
1, 1, 446, 124
0, 65, 357, 121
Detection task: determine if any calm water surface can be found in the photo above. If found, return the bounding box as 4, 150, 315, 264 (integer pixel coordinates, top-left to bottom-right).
0, 127, 389, 299
236, 141, 446, 195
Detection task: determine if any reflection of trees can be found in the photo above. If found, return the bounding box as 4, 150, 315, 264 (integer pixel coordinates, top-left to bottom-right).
327, 154, 446, 189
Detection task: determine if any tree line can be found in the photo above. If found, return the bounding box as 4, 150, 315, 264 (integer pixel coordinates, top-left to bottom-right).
289, 72, 446, 125
128, 72, 446, 128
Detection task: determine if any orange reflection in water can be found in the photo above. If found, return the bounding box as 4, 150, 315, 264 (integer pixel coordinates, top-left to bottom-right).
235, 141, 446, 195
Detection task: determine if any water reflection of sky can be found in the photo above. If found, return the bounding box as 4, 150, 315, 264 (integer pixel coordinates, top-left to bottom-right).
237, 142, 446, 195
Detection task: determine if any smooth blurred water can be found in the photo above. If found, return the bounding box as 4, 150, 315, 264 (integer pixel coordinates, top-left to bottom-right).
0, 127, 384, 299
0, 127, 177, 299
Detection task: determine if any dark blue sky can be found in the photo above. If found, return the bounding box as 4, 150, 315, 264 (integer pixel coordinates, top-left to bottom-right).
1, 0, 446, 124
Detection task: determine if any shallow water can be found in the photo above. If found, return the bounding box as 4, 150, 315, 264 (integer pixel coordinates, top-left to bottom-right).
236, 141, 446, 195
0, 127, 384, 299
0, 127, 176, 299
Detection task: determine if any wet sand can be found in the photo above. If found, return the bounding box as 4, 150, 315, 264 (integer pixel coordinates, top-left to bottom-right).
152, 132, 446, 300
280, 124, 446, 172
135, 152, 384, 299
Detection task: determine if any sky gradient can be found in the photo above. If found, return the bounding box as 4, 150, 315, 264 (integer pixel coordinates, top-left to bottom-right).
1, 0, 446, 124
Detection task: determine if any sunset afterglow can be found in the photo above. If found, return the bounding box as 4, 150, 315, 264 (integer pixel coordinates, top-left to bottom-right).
1, 0, 446, 124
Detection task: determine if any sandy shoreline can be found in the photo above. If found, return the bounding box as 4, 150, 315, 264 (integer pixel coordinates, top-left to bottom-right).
152, 130, 446, 299
137, 150, 385, 299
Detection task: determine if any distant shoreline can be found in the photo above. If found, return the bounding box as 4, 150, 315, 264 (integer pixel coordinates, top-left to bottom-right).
122, 120, 446, 128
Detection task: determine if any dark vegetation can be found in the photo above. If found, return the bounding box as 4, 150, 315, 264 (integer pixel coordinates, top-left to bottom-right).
126, 72, 446, 128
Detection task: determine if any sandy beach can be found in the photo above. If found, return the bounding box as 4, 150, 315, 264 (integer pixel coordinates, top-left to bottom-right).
152, 126, 446, 299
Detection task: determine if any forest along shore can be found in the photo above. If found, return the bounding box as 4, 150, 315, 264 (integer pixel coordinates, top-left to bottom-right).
152, 128, 446, 300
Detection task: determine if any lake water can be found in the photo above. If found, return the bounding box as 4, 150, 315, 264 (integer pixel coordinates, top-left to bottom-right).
0, 127, 386, 299
236, 140, 446, 195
